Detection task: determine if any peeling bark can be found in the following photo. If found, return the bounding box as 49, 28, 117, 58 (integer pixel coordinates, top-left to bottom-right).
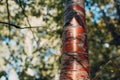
60, 0, 90, 80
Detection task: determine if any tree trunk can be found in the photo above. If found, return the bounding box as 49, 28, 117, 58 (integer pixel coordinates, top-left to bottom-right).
60, 0, 90, 80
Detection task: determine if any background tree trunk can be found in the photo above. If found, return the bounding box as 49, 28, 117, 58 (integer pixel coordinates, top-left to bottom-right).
60, 0, 90, 80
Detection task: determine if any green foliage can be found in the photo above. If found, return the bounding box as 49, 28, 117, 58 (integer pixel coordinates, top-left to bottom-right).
86, 0, 120, 79
0, 0, 63, 80
0, 0, 120, 80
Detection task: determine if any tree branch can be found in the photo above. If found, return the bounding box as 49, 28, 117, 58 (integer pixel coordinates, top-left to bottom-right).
93, 55, 120, 80
0, 21, 40, 29
6, 0, 10, 24
6, 0, 11, 43
18, 0, 39, 48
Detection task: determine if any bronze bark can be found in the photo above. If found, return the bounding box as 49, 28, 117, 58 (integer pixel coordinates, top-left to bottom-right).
60, 0, 90, 80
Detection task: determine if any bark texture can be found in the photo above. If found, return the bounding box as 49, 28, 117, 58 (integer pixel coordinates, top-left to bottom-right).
60, 0, 90, 80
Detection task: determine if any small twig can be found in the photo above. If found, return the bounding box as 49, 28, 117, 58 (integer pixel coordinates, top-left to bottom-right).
6, 0, 10, 28
93, 60, 112, 80
6, 0, 11, 43
93, 55, 120, 80
0, 21, 40, 29
18, 0, 39, 48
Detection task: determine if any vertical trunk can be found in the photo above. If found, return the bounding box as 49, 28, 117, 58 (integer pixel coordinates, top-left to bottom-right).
60, 0, 90, 80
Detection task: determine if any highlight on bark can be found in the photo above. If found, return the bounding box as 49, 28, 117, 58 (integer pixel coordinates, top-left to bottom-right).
60, 0, 90, 80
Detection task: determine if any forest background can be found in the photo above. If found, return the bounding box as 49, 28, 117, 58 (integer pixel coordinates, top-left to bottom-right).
0, 0, 120, 80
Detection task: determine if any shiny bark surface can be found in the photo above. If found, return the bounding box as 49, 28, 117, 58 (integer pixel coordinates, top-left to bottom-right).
60, 0, 90, 80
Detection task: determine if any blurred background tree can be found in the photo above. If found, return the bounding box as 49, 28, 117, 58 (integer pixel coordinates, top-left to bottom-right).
0, 0, 120, 80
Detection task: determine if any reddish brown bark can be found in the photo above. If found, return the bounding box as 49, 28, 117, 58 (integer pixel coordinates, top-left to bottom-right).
60, 0, 90, 80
